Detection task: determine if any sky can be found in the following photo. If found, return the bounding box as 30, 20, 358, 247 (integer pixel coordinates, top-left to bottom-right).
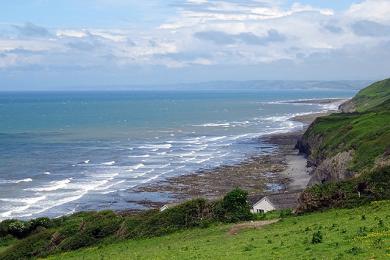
0, 0, 389, 90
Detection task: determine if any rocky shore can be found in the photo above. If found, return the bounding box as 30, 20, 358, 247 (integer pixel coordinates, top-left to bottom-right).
128, 99, 344, 210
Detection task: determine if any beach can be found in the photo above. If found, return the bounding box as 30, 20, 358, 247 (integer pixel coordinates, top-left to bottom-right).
131, 101, 340, 210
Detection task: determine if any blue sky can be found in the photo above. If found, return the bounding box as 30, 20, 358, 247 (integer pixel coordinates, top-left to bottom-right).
0, 0, 389, 90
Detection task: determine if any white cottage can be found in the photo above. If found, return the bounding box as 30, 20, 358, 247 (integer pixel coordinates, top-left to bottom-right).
249, 192, 300, 213
160, 203, 180, 212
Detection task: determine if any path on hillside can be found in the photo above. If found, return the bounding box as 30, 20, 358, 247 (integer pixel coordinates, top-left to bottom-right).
228, 219, 280, 235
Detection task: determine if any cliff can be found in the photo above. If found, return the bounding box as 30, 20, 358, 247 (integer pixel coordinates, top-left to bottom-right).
296, 79, 390, 211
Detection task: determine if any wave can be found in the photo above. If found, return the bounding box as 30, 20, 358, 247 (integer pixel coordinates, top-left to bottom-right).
139, 144, 172, 149
0, 178, 33, 184
25, 179, 72, 192
127, 163, 145, 172
0, 195, 46, 219
128, 154, 150, 158
102, 161, 116, 166
194, 122, 230, 127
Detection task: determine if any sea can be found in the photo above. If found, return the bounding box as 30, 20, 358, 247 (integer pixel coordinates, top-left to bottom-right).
0, 89, 357, 220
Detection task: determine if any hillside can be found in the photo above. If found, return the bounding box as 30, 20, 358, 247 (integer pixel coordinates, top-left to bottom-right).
296, 78, 390, 211
45, 201, 390, 259
340, 78, 390, 112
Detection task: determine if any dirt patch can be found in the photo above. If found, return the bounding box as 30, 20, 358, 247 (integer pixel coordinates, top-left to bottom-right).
228, 219, 280, 235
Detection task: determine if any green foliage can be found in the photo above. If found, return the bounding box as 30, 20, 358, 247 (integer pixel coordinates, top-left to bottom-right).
47, 200, 390, 260
299, 166, 390, 212
0, 230, 54, 260
351, 78, 390, 112
6, 221, 31, 239
0, 189, 254, 259
298, 79, 390, 212
311, 230, 323, 244
213, 188, 252, 223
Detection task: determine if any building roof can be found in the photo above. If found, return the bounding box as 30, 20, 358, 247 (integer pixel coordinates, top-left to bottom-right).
249, 191, 301, 210
160, 203, 180, 211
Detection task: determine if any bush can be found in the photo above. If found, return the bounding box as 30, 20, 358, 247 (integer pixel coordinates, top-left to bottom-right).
29, 217, 53, 230
311, 230, 323, 244
213, 188, 252, 223
128, 198, 212, 238
0, 230, 54, 259
7, 221, 31, 239
298, 166, 390, 212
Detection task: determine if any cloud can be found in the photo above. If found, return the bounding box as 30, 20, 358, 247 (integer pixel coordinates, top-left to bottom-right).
323, 24, 343, 34
12, 23, 50, 38
346, 0, 390, 22
0, 0, 390, 84
194, 30, 285, 45
352, 20, 390, 37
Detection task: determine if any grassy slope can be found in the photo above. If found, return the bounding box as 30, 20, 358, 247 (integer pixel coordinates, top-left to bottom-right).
49, 201, 390, 260
303, 79, 390, 173
351, 78, 390, 112
305, 103, 390, 172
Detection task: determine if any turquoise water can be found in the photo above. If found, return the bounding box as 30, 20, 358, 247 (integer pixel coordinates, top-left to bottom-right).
0, 90, 355, 220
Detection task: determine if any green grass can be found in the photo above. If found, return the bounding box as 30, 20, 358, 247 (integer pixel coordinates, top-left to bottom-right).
351, 78, 390, 112
298, 79, 390, 211
48, 200, 390, 260
305, 107, 390, 172
302, 79, 390, 173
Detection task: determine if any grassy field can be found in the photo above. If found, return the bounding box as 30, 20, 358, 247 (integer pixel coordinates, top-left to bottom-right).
47, 200, 390, 260
351, 78, 390, 112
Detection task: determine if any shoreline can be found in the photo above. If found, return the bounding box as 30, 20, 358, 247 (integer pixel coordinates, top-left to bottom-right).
126, 99, 344, 211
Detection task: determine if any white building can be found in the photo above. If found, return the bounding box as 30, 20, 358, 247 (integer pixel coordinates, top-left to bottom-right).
250, 192, 301, 214
160, 203, 180, 212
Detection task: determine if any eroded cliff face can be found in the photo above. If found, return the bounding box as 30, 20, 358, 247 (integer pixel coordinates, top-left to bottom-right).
296, 133, 356, 185
339, 99, 356, 113
308, 151, 354, 185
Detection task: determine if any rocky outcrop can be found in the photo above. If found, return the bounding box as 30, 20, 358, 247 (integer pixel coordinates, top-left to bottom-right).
339, 99, 356, 113
296, 122, 356, 185
308, 150, 355, 185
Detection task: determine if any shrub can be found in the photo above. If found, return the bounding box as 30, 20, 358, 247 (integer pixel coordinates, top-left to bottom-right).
7, 221, 31, 239
29, 217, 53, 230
298, 166, 390, 212
311, 230, 323, 244
129, 198, 212, 238
214, 188, 252, 223
0, 230, 54, 259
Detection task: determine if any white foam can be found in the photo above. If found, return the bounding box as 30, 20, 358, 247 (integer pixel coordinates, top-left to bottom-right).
194, 122, 230, 127
0, 178, 33, 184
102, 161, 116, 166
127, 163, 145, 172
25, 179, 72, 192
128, 154, 150, 158
139, 144, 172, 149
84, 160, 90, 164
0, 195, 46, 219
206, 136, 226, 142
43, 171, 51, 175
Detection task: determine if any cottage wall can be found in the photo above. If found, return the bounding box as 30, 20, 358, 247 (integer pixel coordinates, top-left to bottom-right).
251, 198, 275, 213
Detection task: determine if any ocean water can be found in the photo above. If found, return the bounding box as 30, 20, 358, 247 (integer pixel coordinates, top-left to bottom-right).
0, 89, 356, 220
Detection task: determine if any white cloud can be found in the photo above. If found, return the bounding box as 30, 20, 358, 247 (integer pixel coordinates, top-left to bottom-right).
0, 0, 389, 78
346, 0, 390, 22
